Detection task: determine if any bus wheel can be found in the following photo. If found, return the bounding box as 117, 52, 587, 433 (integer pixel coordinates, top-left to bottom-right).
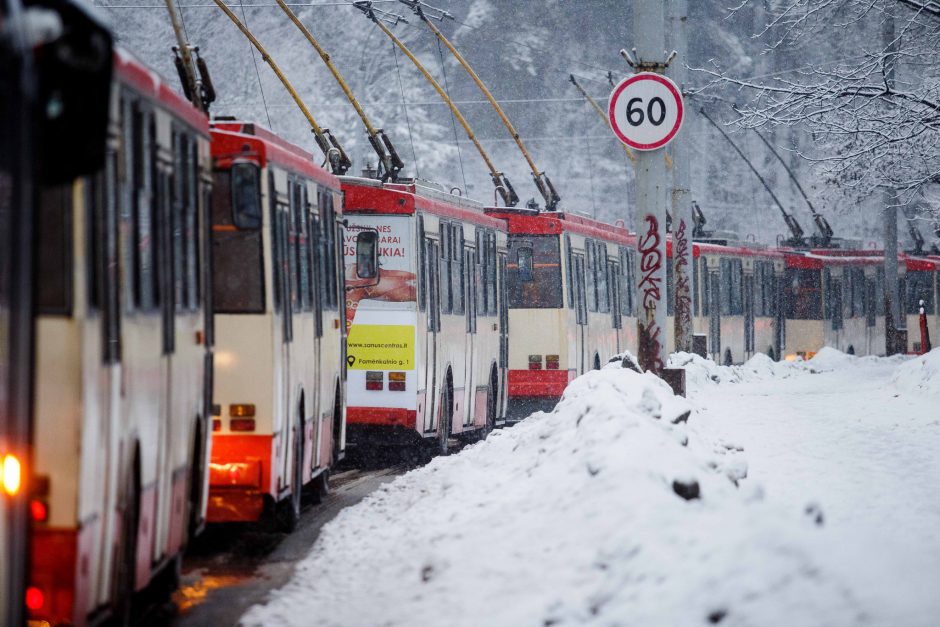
276, 421, 303, 533
438, 382, 452, 456
767, 346, 776, 361
111, 468, 139, 626
486, 367, 498, 435
723, 349, 733, 366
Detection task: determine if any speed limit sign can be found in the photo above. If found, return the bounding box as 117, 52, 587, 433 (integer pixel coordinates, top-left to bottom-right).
608, 72, 684, 151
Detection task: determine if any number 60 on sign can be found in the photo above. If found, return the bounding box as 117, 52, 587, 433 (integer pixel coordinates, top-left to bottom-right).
608, 72, 684, 151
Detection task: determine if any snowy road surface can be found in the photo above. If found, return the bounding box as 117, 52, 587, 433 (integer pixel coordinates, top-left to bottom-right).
241, 349, 940, 626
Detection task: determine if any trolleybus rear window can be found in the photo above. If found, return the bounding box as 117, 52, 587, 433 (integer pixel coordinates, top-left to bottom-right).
508, 235, 562, 309
211, 168, 265, 313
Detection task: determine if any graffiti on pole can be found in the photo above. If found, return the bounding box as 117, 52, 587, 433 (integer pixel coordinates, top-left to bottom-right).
638, 215, 665, 372
673, 217, 693, 352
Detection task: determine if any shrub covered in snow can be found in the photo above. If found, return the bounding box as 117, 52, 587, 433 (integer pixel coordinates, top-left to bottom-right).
242, 366, 862, 627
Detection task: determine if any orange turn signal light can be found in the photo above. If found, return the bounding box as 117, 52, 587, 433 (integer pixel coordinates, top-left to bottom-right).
2, 454, 22, 496
229, 404, 256, 418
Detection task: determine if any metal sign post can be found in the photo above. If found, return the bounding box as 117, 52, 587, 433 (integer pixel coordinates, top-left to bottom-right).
609, 2, 683, 374
667, 0, 694, 355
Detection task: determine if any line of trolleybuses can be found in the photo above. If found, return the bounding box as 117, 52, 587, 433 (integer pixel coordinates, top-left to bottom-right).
5, 30, 940, 627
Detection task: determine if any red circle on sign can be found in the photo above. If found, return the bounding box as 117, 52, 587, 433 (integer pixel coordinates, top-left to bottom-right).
608, 73, 683, 151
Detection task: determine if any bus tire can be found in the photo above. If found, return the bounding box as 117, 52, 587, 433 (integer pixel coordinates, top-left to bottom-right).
438, 376, 452, 456
111, 460, 139, 626
723, 349, 733, 366
187, 417, 204, 540
276, 419, 303, 533
486, 365, 498, 434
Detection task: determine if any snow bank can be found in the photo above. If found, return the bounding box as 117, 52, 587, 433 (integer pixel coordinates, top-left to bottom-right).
242, 367, 862, 627
667, 351, 807, 388
893, 347, 940, 395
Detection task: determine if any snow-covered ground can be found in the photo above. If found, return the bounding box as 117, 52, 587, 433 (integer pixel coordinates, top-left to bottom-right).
242, 348, 940, 627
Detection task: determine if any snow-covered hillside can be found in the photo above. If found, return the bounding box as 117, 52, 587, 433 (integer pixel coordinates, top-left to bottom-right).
240, 348, 940, 626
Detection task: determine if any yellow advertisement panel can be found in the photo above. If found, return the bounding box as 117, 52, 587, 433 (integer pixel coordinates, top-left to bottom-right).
346, 324, 415, 370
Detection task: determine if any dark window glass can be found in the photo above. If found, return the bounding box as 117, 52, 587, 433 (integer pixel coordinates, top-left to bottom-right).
452, 224, 465, 315
574, 254, 587, 325
36, 184, 72, 315
784, 268, 823, 320
508, 235, 563, 309
611, 261, 622, 329
831, 279, 843, 330
701, 257, 710, 316
586, 241, 597, 312
597, 243, 609, 313
620, 246, 635, 317
565, 234, 574, 310
356, 231, 378, 278
666, 255, 674, 316
693, 254, 700, 317
417, 217, 427, 312
907, 270, 935, 314
211, 168, 264, 313
231, 163, 262, 229
486, 231, 497, 316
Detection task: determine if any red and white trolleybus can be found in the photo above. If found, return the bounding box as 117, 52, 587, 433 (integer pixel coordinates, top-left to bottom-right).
207, 121, 346, 530
342, 178, 508, 453
28, 49, 213, 625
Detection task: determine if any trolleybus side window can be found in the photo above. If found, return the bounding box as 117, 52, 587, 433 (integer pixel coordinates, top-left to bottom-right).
36, 183, 72, 315
610, 261, 623, 329
128, 101, 157, 312
585, 240, 597, 312
452, 224, 465, 316
440, 222, 452, 314
287, 177, 301, 311
318, 189, 338, 311
785, 268, 823, 320
299, 183, 313, 312
104, 152, 122, 362
211, 164, 265, 314
906, 270, 934, 314
831, 278, 844, 330
692, 253, 700, 317
866, 277, 876, 327
486, 231, 497, 316
565, 235, 574, 310
418, 216, 426, 311
573, 254, 587, 325
426, 238, 441, 332
597, 243, 609, 314
185, 135, 199, 310
466, 246, 477, 334
701, 257, 710, 316
619, 246, 635, 317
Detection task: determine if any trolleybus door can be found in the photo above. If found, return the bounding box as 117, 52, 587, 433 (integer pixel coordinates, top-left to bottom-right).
423, 237, 441, 432
744, 273, 755, 358
573, 254, 587, 375
497, 253, 508, 420
271, 179, 293, 492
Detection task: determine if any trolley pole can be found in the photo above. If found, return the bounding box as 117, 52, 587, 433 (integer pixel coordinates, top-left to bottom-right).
633, 0, 669, 373
667, 0, 693, 354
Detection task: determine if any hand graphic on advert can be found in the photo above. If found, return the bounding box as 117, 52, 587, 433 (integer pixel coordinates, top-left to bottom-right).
346, 266, 416, 302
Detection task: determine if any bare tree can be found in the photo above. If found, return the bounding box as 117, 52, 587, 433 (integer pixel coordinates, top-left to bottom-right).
693, 0, 940, 216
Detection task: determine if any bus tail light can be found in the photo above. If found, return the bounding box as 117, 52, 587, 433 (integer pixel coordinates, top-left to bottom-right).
2, 454, 22, 495
30, 500, 48, 523
230, 419, 256, 432
388, 372, 406, 391
528, 355, 543, 370
229, 403, 256, 417
212, 419, 221, 432
25, 586, 44, 611
546, 355, 560, 370
366, 371, 383, 391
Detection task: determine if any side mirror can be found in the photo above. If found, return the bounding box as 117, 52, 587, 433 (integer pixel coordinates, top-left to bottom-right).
31, 0, 114, 184
355, 230, 380, 285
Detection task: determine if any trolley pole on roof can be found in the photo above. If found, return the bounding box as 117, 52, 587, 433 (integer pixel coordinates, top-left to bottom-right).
210, 0, 352, 175
276, 0, 402, 181
666, 0, 693, 354
400, 0, 561, 210
354, 1, 517, 203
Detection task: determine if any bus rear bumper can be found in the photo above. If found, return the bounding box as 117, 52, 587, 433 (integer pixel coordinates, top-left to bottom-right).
207, 435, 272, 523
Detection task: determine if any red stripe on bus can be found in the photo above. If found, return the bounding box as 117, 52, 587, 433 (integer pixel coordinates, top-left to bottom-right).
346, 407, 417, 429
507, 369, 572, 398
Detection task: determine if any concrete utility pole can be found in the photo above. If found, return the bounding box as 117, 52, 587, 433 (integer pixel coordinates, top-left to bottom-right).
666, 0, 693, 354
633, 0, 669, 372
882, 5, 903, 355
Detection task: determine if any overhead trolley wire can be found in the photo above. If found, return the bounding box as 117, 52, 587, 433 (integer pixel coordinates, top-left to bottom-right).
436, 37, 467, 195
